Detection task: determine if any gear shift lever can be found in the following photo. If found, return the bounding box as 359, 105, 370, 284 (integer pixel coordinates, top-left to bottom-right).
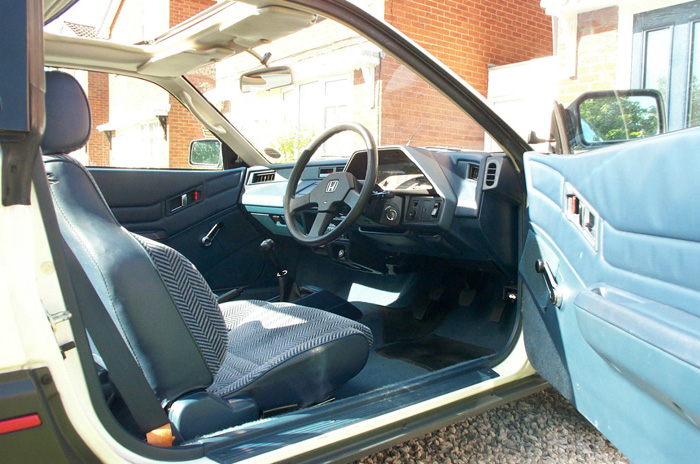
260, 239, 298, 302
260, 239, 284, 273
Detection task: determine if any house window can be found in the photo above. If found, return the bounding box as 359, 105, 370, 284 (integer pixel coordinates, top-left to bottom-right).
112, 121, 168, 169
324, 78, 351, 127
49, 69, 212, 169
633, 0, 700, 131
280, 75, 353, 159
642, 28, 671, 100
298, 81, 323, 132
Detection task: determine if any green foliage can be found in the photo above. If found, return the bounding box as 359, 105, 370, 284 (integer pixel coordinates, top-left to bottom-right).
272, 130, 315, 163
579, 96, 660, 143
689, 75, 700, 128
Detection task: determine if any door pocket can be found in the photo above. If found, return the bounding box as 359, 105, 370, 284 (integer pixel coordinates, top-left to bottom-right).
575, 285, 700, 428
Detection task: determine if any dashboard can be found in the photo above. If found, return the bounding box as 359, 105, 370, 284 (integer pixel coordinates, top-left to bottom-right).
240, 146, 521, 277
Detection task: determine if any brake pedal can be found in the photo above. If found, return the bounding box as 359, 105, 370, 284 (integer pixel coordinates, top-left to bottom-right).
458, 288, 476, 307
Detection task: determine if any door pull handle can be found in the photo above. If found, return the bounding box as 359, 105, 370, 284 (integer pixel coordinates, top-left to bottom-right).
201, 223, 222, 247
535, 259, 562, 308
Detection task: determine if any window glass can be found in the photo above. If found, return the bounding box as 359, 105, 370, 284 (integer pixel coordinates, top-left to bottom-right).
634, 4, 700, 133
298, 81, 323, 133
46, 0, 178, 46
689, 22, 700, 127
643, 28, 672, 102
185, 17, 484, 163
50, 70, 218, 169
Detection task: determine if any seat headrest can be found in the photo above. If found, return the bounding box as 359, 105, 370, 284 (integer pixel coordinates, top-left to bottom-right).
41, 71, 92, 155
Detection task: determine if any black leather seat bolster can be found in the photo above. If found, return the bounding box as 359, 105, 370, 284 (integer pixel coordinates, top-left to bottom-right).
225, 334, 369, 411
44, 155, 214, 402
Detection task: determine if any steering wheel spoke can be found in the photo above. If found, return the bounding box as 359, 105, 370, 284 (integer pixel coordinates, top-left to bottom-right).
309, 211, 336, 238
290, 193, 312, 212
343, 188, 361, 208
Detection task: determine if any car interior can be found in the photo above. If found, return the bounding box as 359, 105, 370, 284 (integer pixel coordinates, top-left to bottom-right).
38, 0, 526, 449
3, 1, 694, 462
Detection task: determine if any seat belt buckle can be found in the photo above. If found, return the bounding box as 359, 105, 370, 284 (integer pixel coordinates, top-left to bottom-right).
146, 423, 175, 447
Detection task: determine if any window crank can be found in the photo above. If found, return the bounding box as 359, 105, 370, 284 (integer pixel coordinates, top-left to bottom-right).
535, 259, 562, 308
201, 223, 222, 247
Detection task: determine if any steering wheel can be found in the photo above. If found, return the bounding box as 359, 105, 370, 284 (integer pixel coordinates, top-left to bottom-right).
284, 123, 378, 247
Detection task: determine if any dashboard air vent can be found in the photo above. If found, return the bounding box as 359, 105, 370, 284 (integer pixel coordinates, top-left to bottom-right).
251, 171, 276, 184
484, 161, 498, 188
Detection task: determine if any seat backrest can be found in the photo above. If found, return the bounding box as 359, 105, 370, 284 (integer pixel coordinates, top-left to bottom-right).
41, 71, 228, 404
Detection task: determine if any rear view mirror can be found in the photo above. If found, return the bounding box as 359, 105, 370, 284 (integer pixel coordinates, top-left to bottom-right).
572, 90, 666, 149
189, 138, 222, 167
240, 66, 294, 93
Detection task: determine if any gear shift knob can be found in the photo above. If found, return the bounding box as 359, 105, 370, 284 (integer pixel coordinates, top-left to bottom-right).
259, 238, 298, 302
260, 238, 275, 253
260, 239, 284, 275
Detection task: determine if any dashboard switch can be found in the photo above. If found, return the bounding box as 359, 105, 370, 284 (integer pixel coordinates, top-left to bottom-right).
431, 201, 441, 218
406, 196, 442, 222
407, 200, 419, 221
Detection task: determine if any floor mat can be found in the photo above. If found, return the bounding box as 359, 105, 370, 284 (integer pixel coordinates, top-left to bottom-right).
332, 350, 430, 399
380, 298, 451, 343
295, 290, 363, 320
376, 334, 495, 371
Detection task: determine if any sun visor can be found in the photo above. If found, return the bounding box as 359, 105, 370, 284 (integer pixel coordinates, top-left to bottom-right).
220, 6, 317, 48
138, 46, 237, 77
137, 6, 316, 77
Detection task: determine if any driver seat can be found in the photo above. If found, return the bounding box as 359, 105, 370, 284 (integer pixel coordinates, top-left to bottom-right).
41, 71, 372, 435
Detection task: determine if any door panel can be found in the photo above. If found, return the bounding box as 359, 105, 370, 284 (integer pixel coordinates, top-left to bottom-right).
90, 167, 272, 292
521, 127, 700, 464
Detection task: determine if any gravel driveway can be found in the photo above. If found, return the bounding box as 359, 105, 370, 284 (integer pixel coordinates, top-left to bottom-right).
356, 389, 631, 464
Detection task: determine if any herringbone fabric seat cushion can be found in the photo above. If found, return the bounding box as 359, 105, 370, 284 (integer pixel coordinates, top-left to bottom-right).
209, 300, 373, 399
133, 234, 228, 375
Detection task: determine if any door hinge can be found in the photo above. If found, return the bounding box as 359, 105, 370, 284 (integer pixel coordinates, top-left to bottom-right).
46, 310, 71, 331
45, 309, 76, 357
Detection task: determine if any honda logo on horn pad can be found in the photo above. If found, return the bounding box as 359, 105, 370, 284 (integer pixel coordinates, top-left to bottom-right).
326, 180, 339, 193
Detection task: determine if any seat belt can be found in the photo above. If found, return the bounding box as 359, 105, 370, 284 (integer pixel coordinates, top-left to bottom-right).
62, 243, 174, 446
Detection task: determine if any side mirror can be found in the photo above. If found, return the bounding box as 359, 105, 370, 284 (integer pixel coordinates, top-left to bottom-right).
569, 89, 666, 150
240, 66, 294, 93
551, 101, 574, 154
189, 138, 222, 167
527, 130, 553, 144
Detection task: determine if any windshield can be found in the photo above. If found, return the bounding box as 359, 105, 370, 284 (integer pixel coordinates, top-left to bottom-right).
186, 16, 486, 163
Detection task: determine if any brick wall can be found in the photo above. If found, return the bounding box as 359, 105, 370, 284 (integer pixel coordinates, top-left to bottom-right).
382, 0, 553, 148
378, 55, 483, 147
557, 7, 619, 104
86, 72, 110, 166
379, 55, 485, 147
352, 67, 381, 140
168, 0, 215, 168
169, 0, 214, 27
